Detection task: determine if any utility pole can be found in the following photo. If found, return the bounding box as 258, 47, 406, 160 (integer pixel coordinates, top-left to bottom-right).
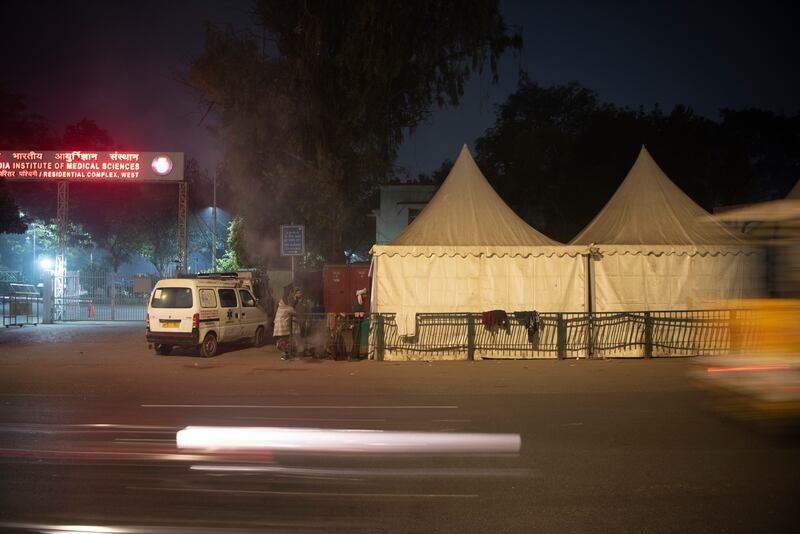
211, 172, 217, 270
177, 181, 188, 274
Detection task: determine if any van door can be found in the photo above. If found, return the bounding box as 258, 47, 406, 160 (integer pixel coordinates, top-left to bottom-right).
197, 287, 221, 333
149, 286, 194, 333
217, 288, 242, 341
238, 288, 263, 338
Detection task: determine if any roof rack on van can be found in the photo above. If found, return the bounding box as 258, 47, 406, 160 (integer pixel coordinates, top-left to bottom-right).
196, 272, 240, 279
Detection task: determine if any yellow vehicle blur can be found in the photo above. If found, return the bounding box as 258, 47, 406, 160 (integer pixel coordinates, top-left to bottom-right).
691, 195, 800, 428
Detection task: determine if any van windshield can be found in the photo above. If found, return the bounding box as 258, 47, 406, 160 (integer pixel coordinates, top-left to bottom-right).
151, 287, 193, 308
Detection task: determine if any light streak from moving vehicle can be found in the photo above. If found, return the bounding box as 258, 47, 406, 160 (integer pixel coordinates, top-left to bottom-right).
176, 426, 521, 454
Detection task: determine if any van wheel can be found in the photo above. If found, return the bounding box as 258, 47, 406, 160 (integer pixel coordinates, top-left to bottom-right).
253, 326, 265, 348
200, 333, 218, 357
155, 344, 172, 356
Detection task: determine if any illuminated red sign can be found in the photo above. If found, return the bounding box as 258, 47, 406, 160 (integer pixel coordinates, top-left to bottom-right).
0, 150, 184, 182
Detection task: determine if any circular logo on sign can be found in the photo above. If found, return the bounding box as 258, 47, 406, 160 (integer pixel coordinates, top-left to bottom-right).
151, 155, 173, 175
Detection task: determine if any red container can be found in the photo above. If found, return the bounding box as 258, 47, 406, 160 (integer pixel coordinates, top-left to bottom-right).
323, 264, 371, 313
295, 270, 323, 305
351, 264, 371, 312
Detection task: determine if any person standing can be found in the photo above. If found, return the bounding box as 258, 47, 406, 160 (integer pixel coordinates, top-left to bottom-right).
292, 287, 314, 355
273, 287, 297, 359
351, 288, 367, 360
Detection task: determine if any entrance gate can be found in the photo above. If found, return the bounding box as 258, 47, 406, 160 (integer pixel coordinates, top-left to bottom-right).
2, 150, 185, 322
57, 271, 172, 321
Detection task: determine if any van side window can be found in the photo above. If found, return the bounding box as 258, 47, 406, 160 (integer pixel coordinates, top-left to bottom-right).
151, 287, 193, 308
218, 289, 238, 308
239, 290, 256, 307
199, 289, 217, 308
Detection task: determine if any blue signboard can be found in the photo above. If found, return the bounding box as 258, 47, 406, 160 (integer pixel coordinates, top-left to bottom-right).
281, 225, 305, 256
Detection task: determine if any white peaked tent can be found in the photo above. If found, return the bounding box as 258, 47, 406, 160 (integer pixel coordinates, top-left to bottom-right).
571, 146, 763, 311
370, 145, 586, 338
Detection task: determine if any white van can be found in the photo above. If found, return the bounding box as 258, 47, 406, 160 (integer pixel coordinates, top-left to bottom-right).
146, 275, 268, 357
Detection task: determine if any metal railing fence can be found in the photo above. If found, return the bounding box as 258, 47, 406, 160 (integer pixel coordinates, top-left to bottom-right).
2, 295, 42, 327
55, 271, 158, 321
363, 310, 763, 360
286, 312, 369, 359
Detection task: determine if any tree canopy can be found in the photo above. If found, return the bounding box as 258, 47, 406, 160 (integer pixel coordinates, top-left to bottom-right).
0, 84, 48, 234
189, 0, 521, 263
473, 78, 781, 242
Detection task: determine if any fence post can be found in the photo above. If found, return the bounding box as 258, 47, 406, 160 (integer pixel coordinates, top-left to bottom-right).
42, 271, 54, 324
556, 313, 566, 360
110, 272, 117, 321
729, 309, 739, 353
644, 312, 653, 358
587, 313, 594, 359
466, 313, 475, 361
375, 314, 385, 361
289, 313, 293, 355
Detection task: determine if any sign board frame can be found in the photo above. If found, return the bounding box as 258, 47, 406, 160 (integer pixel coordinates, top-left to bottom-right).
0, 150, 184, 182
281, 225, 306, 257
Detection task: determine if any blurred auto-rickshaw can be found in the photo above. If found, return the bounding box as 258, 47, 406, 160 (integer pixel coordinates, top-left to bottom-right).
691, 195, 800, 428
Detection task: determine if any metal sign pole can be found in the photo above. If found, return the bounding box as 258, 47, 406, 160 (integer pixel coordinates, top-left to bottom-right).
54, 181, 68, 320
281, 224, 304, 284
211, 173, 217, 270
178, 181, 188, 274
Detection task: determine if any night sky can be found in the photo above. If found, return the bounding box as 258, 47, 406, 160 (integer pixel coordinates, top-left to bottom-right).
3, 0, 799, 177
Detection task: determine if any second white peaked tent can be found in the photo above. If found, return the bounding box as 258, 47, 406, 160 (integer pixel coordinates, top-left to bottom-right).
371, 145, 586, 341
571, 146, 762, 312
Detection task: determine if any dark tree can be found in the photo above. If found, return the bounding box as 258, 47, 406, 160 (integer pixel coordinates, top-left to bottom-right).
719, 109, 800, 200
475, 78, 757, 242
0, 84, 55, 150
189, 0, 521, 263
0, 179, 26, 234
0, 84, 53, 234
60, 119, 116, 151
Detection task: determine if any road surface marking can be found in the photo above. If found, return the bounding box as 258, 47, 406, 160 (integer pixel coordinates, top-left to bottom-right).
234, 416, 387, 422
114, 438, 175, 443
143, 404, 458, 410
432, 419, 472, 423
191, 464, 538, 478
128, 486, 479, 499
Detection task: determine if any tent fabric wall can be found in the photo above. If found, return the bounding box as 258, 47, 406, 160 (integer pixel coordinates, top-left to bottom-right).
372, 246, 586, 336
591, 247, 764, 312
571, 147, 763, 312
370, 146, 580, 342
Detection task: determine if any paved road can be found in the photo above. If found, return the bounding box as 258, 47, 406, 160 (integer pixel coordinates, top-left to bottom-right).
0, 323, 798, 533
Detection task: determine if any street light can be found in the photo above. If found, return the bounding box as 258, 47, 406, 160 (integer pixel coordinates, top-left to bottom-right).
39, 257, 54, 271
